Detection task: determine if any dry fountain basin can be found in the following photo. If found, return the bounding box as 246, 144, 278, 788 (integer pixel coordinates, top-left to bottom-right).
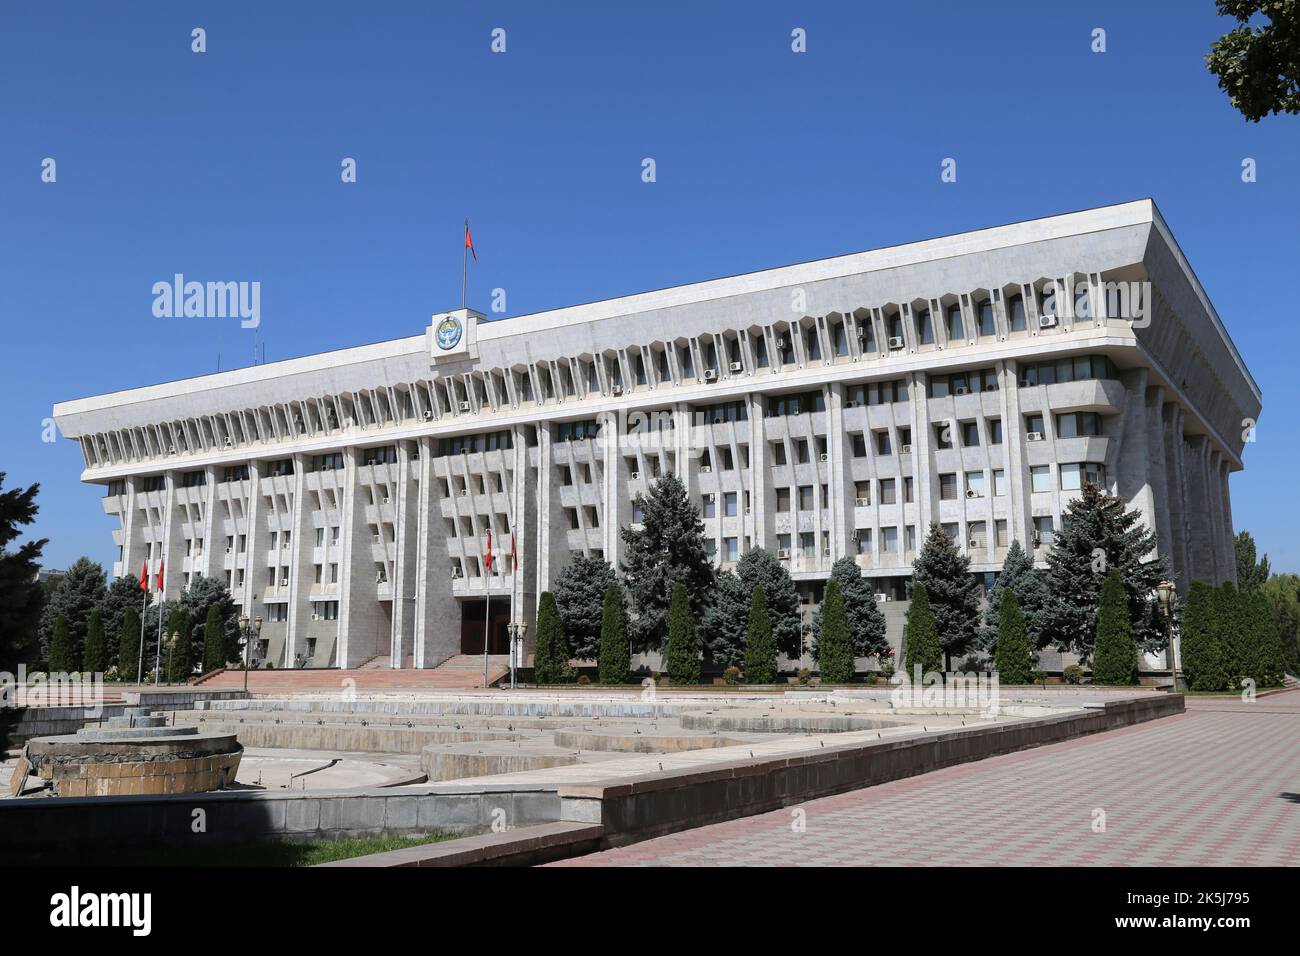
13, 707, 242, 798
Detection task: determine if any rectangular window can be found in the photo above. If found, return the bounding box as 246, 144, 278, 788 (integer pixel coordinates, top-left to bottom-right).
852, 433, 868, 458
798, 485, 814, 511
702, 496, 716, 519
1025, 413, 1045, 436
800, 532, 816, 558
935, 424, 953, 449
961, 421, 979, 447
881, 526, 898, 553
992, 469, 1007, 497
1031, 465, 1052, 494
770, 442, 787, 466
904, 476, 915, 503
940, 473, 958, 500
996, 519, 1009, 547
795, 439, 810, 464
776, 488, 791, 513
874, 430, 891, 456
854, 481, 871, 505
724, 537, 739, 562
879, 478, 897, 505
965, 471, 986, 498
724, 492, 738, 517
856, 528, 872, 554
988, 418, 1003, 444
968, 521, 987, 548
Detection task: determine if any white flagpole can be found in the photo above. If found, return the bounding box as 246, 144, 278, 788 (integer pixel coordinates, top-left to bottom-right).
136, 588, 147, 685
154, 564, 163, 685
462, 218, 469, 310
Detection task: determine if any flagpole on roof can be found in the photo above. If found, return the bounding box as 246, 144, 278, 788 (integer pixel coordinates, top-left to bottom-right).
462, 219, 469, 310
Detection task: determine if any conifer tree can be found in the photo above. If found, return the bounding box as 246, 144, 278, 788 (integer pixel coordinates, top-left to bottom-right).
1092, 570, 1138, 685
744, 584, 777, 684
994, 589, 1034, 684
817, 580, 855, 684
736, 547, 802, 657
0, 472, 46, 672
902, 583, 943, 677
82, 609, 106, 673
981, 540, 1049, 651
554, 555, 619, 660
166, 609, 193, 682
202, 605, 226, 674
620, 473, 713, 652
1181, 580, 1227, 691
665, 583, 701, 684
533, 591, 572, 684
1215, 581, 1247, 685
38, 557, 106, 667
911, 524, 982, 668
596, 584, 631, 685
48, 615, 74, 673
812, 557, 887, 659
1234, 530, 1270, 592
1040, 483, 1166, 660
701, 569, 751, 668
118, 606, 142, 682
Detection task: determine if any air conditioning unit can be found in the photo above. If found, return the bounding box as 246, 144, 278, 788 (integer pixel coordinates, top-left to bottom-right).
983, 383, 998, 392
728, 362, 743, 373
630, 470, 640, 480
1026, 431, 1044, 442
375, 573, 386, 584
822, 547, 831, 557
1018, 380, 1032, 388
819, 453, 829, 463
953, 386, 969, 396
611, 385, 623, 396
775, 337, 788, 350
777, 548, 791, 560
168, 445, 177, 455
450, 565, 463, 579
887, 336, 905, 350
458, 401, 471, 412
224, 438, 233, 447
1031, 532, 1042, 547
458, 488, 470, 497
845, 400, 860, 408
700, 465, 712, 474
225, 547, 232, 554
423, 410, 433, 420
1039, 314, 1059, 329
382, 495, 391, 505
966, 489, 981, 499
856, 497, 870, 507
968, 538, 981, 548
703, 369, 718, 382
789, 402, 801, 414
704, 493, 715, 502
344, 418, 355, 428
875, 593, 888, 603
901, 444, 912, 454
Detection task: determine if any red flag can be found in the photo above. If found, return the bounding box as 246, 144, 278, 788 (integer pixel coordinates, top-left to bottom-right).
155, 560, 164, 592
484, 528, 493, 572
464, 221, 477, 262
510, 533, 517, 571
138, 561, 149, 592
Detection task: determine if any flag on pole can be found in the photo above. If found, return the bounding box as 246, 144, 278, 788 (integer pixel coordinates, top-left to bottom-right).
465, 220, 477, 262
155, 560, 164, 592
510, 533, 517, 571
484, 528, 493, 572
138, 561, 149, 592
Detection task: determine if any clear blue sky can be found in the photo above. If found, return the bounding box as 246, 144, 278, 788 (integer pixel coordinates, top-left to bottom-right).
2, 1, 1297, 575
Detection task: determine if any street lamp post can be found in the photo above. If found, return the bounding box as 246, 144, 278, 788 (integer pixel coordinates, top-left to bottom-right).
239, 614, 250, 693
1155, 580, 1183, 692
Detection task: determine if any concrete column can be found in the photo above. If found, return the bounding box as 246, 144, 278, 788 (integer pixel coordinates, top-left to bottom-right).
1000, 360, 1031, 555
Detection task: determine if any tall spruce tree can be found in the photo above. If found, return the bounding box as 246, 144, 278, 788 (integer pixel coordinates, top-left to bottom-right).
981, 541, 1049, 651
744, 584, 777, 684
38, 557, 106, 668
902, 583, 943, 677
812, 557, 887, 659
532, 592, 572, 684
1181, 580, 1228, 691
596, 584, 631, 685
620, 473, 713, 652
911, 524, 982, 669
1092, 570, 1138, 685
0, 473, 47, 671
118, 606, 142, 682
665, 583, 701, 684
736, 547, 802, 657
48, 616, 74, 673
994, 589, 1033, 684
202, 605, 226, 674
554, 555, 619, 660
1040, 483, 1166, 661
1234, 531, 1270, 592
82, 609, 106, 673
817, 580, 855, 684
701, 569, 751, 668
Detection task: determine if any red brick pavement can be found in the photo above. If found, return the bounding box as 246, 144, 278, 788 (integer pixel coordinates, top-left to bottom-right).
551, 689, 1300, 867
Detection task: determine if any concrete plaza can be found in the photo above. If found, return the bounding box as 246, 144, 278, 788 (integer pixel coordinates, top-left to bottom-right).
551, 690, 1300, 867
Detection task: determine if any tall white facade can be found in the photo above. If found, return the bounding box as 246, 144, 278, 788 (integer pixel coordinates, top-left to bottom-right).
53, 200, 1260, 670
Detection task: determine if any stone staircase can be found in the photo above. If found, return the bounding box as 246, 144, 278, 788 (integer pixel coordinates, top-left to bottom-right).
194, 655, 511, 694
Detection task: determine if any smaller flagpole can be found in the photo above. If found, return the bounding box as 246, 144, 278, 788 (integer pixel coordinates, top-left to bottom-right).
136, 587, 147, 685
462, 218, 469, 310
481, 528, 491, 688
154, 563, 164, 685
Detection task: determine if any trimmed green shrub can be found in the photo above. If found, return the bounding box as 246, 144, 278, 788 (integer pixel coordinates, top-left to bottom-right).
743, 584, 777, 684
993, 590, 1033, 684
1092, 570, 1138, 685
596, 584, 630, 685
82, 609, 106, 674
902, 583, 942, 677
533, 592, 572, 684
665, 583, 700, 684
817, 580, 855, 684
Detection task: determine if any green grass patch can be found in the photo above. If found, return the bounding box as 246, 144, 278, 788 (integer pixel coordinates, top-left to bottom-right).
9, 831, 458, 868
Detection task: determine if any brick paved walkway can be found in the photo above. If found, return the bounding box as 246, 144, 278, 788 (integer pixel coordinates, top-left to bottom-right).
551, 690, 1300, 866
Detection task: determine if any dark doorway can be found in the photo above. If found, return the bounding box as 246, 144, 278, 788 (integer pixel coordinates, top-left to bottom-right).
460, 598, 511, 654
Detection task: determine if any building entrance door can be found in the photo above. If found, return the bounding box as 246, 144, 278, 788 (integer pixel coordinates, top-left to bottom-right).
460, 598, 511, 655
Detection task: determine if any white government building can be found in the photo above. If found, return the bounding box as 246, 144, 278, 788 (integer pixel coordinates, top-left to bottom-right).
53, 200, 1259, 674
